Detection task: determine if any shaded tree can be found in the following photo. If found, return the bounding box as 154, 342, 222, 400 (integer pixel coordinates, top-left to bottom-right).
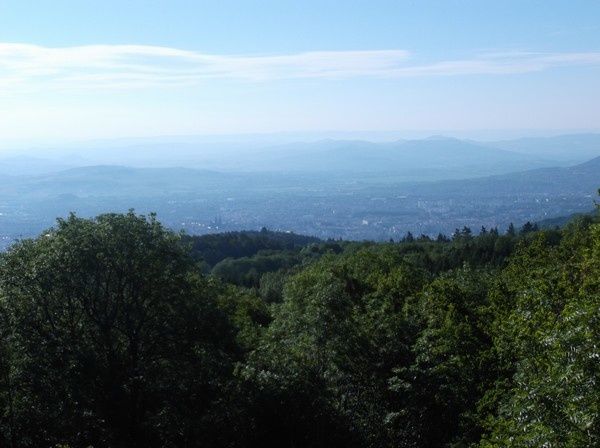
0, 213, 237, 448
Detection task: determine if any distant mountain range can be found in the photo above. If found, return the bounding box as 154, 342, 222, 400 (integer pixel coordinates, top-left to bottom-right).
404, 155, 600, 196
487, 133, 600, 163
0, 134, 597, 244
230, 137, 552, 177
1, 155, 596, 200
1, 133, 599, 180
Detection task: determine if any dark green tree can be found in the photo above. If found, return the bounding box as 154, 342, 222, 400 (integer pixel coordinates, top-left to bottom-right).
0, 213, 237, 448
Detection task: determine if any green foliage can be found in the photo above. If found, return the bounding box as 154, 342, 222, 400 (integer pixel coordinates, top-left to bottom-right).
481, 220, 600, 447
389, 268, 496, 447
0, 208, 598, 447
185, 229, 321, 267
211, 251, 301, 287
0, 213, 237, 447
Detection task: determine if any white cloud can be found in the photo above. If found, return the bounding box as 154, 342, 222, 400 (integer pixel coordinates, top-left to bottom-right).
386, 51, 600, 77
0, 43, 599, 91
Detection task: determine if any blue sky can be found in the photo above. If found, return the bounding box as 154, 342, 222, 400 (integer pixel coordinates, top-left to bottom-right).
0, 0, 599, 142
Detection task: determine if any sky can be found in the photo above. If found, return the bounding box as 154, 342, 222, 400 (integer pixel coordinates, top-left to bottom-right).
0, 0, 599, 143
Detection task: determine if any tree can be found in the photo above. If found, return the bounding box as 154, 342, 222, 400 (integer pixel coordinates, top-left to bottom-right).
0, 212, 237, 448
388, 268, 495, 447
437, 233, 450, 243
481, 220, 600, 447
519, 221, 539, 234
506, 223, 516, 236
0, 204, 597, 448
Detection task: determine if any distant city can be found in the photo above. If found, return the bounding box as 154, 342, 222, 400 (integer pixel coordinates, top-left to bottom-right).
0, 134, 598, 249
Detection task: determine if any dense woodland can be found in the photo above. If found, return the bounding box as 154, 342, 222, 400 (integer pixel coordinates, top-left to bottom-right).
0, 202, 598, 447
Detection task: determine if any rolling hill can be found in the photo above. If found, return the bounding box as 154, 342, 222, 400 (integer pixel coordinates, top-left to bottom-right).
405, 155, 600, 196
2, 135, 561, 181
488, 133, 600, 163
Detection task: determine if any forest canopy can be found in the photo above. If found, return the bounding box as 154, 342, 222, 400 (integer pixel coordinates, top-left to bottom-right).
0, 208, 598, 448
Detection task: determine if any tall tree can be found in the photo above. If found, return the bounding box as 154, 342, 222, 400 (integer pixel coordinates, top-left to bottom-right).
0, 213, 236, 448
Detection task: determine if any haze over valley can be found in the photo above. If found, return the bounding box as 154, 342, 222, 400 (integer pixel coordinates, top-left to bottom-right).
0, 133, 598, 248
3, 1, 600, 446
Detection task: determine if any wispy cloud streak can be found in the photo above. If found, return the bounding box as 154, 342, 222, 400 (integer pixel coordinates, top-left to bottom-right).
0, 43, 599, 91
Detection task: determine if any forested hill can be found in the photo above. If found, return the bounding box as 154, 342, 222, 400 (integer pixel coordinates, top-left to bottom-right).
185, 229, 322, 267
0, 208, 599, 447
184, 229, 327, 287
